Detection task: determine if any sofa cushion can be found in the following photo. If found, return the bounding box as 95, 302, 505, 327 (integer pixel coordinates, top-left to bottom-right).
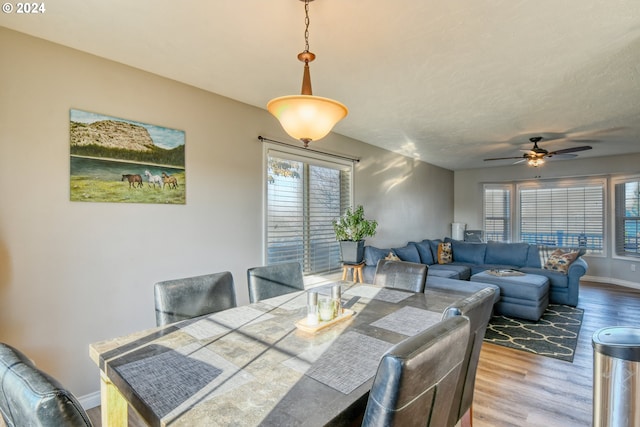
520, 267, 569, 288
544, 249, 579, 273
485, 241, 529, 267
428, 239, 443, 258
392, 244, 421, 263
429, 264, 472, 280
437, 242, 453, 264
451, 240, 486, 264
525, 245, 543, 268
364, 246, 388, 267
410, 240, 435, 265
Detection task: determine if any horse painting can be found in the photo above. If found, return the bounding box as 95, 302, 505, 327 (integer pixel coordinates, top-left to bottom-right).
121, 174, 143, 188
144, 170, 163, 188
161, 172, 179, 189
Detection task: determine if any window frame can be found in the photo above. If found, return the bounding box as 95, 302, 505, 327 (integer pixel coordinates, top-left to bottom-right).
612, 175, 640, 260
263, 142, 355, 274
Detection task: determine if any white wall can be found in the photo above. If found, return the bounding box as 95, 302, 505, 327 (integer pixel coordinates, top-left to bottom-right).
0, 28, 454, 398
454, 153, 640, 286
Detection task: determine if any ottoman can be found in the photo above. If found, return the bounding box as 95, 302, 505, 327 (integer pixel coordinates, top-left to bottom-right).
471, 271, 550, 321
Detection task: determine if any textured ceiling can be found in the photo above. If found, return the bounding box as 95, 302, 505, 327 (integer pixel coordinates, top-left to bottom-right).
2, 0, 639, 170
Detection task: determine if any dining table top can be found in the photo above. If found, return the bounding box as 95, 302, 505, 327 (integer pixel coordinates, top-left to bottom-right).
89, 282, 474, 427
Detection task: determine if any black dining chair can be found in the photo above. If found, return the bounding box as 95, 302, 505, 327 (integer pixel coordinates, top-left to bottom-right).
372, 259, 428, 292
0, 343, 93, 427
441, 287, 498, 427
362, 316, 470, 427
154, 271, 237, 326
247, 262, 305, 303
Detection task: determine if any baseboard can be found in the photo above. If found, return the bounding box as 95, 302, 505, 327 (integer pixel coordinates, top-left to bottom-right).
582, 275, 640, 290
78, 390, 101, 410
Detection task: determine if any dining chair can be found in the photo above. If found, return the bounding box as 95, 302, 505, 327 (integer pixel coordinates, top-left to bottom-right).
0, 343, 93, 427
362, 316, 470, 427
247, 261, 305, 303
372, 259, 428, 292
441, 286, 498, 427
154, 271, 237, 326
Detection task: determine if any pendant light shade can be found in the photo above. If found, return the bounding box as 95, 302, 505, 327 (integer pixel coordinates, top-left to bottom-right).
267, 0, 348, 148
267, 95, 348, 146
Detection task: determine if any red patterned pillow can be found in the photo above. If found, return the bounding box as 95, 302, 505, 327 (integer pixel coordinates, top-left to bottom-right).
544, 249, 579, 273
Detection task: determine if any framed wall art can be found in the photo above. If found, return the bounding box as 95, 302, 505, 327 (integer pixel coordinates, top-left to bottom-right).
70, 109, 186, 204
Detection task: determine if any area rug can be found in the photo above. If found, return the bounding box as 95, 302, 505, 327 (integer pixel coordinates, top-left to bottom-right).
483, 304, 584, 362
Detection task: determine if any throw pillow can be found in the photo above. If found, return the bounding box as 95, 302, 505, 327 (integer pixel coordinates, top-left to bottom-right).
385, 251, 401, 261
437, 242, 452, 264
544, 249, 579, 273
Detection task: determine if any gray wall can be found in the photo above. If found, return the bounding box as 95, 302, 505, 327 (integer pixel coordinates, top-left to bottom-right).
454, 154, 640, 286
0, 28, 454, 399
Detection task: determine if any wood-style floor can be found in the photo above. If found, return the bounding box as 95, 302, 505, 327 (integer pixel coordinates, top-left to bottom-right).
87, 281, 640, 427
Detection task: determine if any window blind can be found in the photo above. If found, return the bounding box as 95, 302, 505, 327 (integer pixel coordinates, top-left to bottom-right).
614, 179, 640, 257
266, 149, 352, 274
483, 185, 511, 242
518, 182, 604, 254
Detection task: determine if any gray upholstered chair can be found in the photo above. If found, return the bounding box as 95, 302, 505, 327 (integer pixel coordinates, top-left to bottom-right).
362, 316, 470, 427
441, 287, 498, 427
372, 259, 428, 292
154, 271, 237, 326
247, 262, 305, 303
0, 343, 93, 427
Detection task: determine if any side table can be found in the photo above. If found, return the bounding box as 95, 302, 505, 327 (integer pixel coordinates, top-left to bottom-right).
342, 262, 364, 283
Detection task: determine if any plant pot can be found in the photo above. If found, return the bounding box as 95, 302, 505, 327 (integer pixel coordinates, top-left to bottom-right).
339, 240, 365, 264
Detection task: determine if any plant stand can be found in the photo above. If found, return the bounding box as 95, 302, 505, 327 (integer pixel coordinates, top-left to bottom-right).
341, 262, 364, 283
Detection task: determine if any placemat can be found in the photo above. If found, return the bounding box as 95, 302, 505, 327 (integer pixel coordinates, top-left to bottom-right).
371, 306, 442, 336
180, 306, 274, 339
115, 342, 255, 419
305, 331, 392, 394
115, 345, 223, 418
344, 285, 412, 303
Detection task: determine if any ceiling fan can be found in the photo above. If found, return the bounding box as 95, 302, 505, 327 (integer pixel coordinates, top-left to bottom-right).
484, 136, 593, 167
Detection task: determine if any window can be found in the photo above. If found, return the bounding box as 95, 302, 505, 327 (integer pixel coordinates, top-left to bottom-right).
518, 180, 604, 254
483, 179, 605, 253
266, 145, 353, 274
614, 178, 640, 257
483, 185, 511, 242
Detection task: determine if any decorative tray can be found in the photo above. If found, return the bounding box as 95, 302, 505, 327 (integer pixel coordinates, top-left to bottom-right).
295, 309, 355, 334
487, 269, 525, 277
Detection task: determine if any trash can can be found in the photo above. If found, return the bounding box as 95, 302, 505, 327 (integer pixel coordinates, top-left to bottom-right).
592, 326, 640, 427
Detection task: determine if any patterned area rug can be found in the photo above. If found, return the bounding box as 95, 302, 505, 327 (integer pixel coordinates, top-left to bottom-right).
484, 304, 584, 362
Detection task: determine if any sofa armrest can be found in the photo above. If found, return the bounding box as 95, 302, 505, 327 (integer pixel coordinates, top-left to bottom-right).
565, 257, 588, 306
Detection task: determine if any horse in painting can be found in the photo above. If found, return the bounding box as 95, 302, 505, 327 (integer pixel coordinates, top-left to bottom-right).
161, 172, 179, 189
121, 174, 143, 188
144, 170, 163, 188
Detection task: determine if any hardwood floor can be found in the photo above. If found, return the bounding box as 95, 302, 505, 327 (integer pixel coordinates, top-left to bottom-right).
473, 281, 640, 427
87, 281, 640, 427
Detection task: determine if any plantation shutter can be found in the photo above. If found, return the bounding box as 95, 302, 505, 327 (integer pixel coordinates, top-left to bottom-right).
483, 185, 511, 242
266, 148, 353, 274
518, 181, 604, 254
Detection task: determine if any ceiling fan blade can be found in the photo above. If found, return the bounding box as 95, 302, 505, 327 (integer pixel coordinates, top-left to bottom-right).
547, 146, 592, 155
513, 158, 529, 164
484, 156, 526, 161
546, 153, 577, 160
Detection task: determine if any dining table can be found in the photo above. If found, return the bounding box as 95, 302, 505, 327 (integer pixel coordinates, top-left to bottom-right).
89, 282, 475, 427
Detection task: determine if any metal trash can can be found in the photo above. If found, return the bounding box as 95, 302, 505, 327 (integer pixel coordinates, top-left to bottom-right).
592, 326, 640, 426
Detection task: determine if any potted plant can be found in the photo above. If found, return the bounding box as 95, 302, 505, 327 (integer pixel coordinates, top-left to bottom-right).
332, 205, 378, 264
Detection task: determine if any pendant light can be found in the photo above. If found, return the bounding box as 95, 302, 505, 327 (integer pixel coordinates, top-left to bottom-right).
267, 0, 348, 148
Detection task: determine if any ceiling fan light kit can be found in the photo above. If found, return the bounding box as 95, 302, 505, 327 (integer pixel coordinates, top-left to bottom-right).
267, 0, 348, 148
484, 136, 593, 167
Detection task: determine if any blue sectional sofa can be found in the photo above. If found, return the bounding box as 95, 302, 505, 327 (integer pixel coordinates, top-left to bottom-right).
362, 239, 588, 307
